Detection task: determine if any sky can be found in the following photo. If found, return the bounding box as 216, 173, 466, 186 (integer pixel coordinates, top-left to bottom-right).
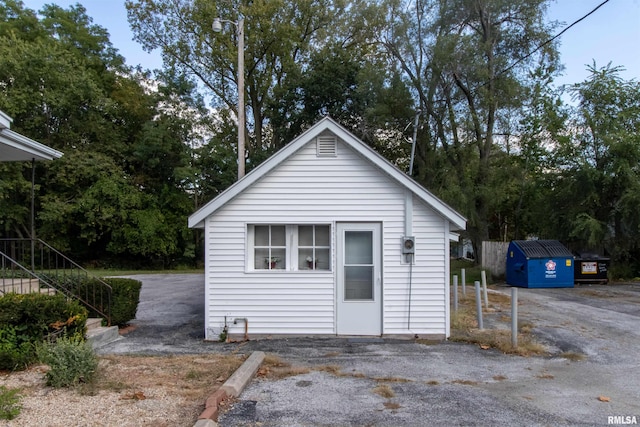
20, 0, 640, 88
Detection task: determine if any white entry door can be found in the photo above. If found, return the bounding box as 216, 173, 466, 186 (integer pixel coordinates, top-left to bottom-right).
336, 223, 382, 335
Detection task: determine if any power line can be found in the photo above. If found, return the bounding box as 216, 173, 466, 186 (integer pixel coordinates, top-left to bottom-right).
497, 0, 611, 79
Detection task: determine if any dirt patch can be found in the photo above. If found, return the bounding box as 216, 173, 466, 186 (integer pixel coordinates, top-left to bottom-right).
0, 354, 244, 426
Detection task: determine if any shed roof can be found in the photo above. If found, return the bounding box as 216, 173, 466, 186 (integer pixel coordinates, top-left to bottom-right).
513, 240, 573, 258
189, 117, 466, 230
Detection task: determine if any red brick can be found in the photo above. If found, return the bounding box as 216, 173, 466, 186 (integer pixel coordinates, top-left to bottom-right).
198, 405, 219, 421
205, 389, 227, 408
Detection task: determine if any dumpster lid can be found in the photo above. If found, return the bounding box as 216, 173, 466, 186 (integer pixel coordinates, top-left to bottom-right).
514, 240, 573, 258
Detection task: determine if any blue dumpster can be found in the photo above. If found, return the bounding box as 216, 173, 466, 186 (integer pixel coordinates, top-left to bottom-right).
506, 240, 574, 288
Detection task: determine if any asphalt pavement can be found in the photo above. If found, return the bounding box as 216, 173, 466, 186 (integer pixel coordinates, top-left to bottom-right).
98, 275, 640, 426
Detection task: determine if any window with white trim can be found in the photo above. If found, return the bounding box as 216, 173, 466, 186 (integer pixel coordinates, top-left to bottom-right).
248, 224, 331, 271
298, 225, 330, 270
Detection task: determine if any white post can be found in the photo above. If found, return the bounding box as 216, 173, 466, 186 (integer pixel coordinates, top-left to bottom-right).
511, 287, 518, 347
474, 281, 483, 329
461, 268, 466, 296
481, 270, 489, 308
453, 275, 458, 312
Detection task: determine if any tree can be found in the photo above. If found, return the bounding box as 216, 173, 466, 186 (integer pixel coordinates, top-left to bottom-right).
543, 64, 640, 278
0, 1, 201, 266
126, 0, 393, 163
381, 0, 560, 261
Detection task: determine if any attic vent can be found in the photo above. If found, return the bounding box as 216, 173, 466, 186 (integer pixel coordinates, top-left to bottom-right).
316, 135, 337, 157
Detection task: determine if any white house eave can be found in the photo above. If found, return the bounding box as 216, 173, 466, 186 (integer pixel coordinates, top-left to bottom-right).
324, 122, 467, 231
188, 117, 467, 231
0, 128, 63, 161
0, 110, 12, 129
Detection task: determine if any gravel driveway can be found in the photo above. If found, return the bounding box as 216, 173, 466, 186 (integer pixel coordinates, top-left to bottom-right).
99, 276, 640, 426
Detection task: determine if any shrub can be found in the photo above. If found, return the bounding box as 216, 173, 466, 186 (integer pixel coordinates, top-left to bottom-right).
0, 293, 87, 339
105, 278, 141, 326
0, 325, 34, 370
63, 277, 141, 326
36, 336, 98, 388
0, 386, 21, 421
0, 293, 87, 370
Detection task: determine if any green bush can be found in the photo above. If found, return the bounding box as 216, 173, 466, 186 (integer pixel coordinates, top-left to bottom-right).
104, 278, 141, 326
36, 336, 98, 388
0, 293, 87, 371
0, 325, 34, 370
0, 386, 21, 421
67, 277, 141, 326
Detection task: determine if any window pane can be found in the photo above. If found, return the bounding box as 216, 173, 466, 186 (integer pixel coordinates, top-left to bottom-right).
271, 226, 286, 246
271, 248, 286, 269
345, 231, 372, 264
298, 226, 313, 246
255, 226, 269, 246
315, 249, 330, 270
345, 266, 373, 300
315, 225, 330, 246
255, 248, 269, 269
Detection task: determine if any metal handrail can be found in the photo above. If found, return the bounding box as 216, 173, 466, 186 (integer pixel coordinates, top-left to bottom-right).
0, 251, 55, 293
0, 238, 112, 326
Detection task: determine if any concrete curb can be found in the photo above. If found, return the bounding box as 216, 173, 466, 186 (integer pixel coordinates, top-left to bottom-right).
194, 351, 265, 426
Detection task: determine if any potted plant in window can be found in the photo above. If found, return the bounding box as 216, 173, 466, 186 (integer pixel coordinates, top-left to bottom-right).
306, 256, 317, 269
265, 257, 280, 269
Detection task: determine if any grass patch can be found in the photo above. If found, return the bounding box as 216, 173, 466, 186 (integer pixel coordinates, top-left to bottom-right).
315, 364, 342, 375
415, 339, 441, 345
185, 368, 203, 380
451, 259, 486, 284
322, 352, 341, 358
487, 292, 511, 305
373, 376, 412, 383
450, 329, 546, 356
493, 375, 508, 381
451, 305, 479, 330
0, 386, 21, 421
258, 354, 311, 379
559, 352, 585, 361
450, 287, 547, 357
426, 380, 440, 385
383, 401, 402, 410
537, 373, 555, 379
373, 384, 395, 398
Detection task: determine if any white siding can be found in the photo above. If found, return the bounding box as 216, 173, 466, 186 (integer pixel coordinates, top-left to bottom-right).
204, 137, 448, 339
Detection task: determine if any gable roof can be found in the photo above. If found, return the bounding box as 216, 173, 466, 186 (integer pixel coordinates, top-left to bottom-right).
189, 117, 466, 230
0, 110, 63, 161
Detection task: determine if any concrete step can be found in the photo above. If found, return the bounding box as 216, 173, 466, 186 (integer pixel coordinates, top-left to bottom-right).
86, 318, 103, 331
0, 278, 41, 294
86, 326, 121, 350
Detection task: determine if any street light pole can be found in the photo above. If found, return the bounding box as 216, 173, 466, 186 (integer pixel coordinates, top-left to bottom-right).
213, 17, 245, 179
